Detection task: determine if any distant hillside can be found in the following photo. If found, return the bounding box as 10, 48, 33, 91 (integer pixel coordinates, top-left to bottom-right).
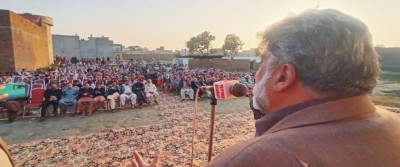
376, 47, 400, 69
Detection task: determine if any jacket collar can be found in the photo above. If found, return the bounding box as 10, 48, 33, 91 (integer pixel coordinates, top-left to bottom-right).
256, 95, 376, 135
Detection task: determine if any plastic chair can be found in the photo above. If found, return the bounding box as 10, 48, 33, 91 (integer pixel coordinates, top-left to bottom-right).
12, 76, 21, 83
25, 84, 31, 97
24, 80, 32, 85
35, 80, 45, 85
24, 88, 45, 119
32, 83, 44, 89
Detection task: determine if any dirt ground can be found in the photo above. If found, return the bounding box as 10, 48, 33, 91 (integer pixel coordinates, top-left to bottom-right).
1, 95, 398, 145
0, 105, 168, 144
5, 94, 255, 166
1, 93, 399, 166
0, 96, 251, 145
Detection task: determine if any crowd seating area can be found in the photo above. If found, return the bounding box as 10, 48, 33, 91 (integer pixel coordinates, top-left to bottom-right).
0, 59, 255, 122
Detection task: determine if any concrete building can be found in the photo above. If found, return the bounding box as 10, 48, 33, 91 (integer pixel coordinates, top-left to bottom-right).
80, 36, 114, 59
52, 35, 114, 60
53, 34, 80, 59
114, 44, 123, 60
0, 9, 53, 72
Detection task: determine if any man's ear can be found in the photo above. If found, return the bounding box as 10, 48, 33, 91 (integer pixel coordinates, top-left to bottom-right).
273, 64, 296, 92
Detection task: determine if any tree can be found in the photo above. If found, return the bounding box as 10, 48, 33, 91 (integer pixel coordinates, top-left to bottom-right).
222, 34, 244, 60
186, 31, 216, 55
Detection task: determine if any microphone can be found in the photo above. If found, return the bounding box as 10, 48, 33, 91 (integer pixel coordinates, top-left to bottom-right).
202, 80, 248, 100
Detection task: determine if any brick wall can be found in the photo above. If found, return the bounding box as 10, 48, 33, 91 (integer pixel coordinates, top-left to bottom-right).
0, 10, 51, 72
10, 11, 51, 71
0, 10, 14, 71
189, 59, 250, 70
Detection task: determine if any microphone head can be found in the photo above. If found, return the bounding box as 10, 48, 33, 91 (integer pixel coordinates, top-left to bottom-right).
230, 83, 248, 97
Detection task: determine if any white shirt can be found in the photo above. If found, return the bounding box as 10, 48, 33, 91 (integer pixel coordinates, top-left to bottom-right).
122, 84, 132, 94
145, 83, 157, 93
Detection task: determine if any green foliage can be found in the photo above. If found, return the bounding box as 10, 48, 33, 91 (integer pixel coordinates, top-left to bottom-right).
186, 31, 216, 55
222, 34, 244, 60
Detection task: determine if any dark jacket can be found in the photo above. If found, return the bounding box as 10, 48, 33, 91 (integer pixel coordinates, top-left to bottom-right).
207, 95, 400, 167
78, 88, 94, 99
43, 88, 62, 101
107, 85, 120, 96
132, 82, 145, 93
93, 87, 106, 98
191, 81, 201, 90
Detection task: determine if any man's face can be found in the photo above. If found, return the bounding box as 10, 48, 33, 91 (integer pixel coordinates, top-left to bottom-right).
67, 83, 73, 88
111, 82, 116, 86
51, 83, 57, 89
253, 51, 273, 113
84, 83, 90, 89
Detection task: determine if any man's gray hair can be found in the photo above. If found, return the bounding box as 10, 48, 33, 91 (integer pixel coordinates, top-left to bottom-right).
261, 9, 380, 96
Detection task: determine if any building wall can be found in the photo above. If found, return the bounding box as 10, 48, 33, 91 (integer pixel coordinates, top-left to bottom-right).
52, 35, 80, 59
45, 25, 54, 64
122, 53, 175, 63
189, 59, 251, 70
80, 39, 96, 58
114, 44, 123, 60
0, 10, 52, 72
80, 37, 114, 59
0, 10, 14, 72
96, 38, 114, 58
41, 16, 54, 64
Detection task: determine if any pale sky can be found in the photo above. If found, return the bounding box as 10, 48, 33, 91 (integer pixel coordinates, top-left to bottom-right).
2, 0, 399, 50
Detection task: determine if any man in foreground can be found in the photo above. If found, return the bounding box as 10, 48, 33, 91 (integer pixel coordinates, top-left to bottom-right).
40, 82, 62, 120
144, 79, 159, 104
59, 82, 79, 116
106, 80, 120, 112
120, 80, 137, 109
132, 78, 146, 109
131, 9, 400, 167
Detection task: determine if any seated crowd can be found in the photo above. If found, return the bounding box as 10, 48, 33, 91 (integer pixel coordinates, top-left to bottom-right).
0, 58, 254, 122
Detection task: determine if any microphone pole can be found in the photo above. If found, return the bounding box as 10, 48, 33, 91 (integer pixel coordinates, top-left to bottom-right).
208, 88, 217, 162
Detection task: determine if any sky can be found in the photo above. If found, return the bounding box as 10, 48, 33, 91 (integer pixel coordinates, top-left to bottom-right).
2, 0, 400, 50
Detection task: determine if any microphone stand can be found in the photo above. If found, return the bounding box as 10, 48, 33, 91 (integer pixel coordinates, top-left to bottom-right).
208, 89, 217, 162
